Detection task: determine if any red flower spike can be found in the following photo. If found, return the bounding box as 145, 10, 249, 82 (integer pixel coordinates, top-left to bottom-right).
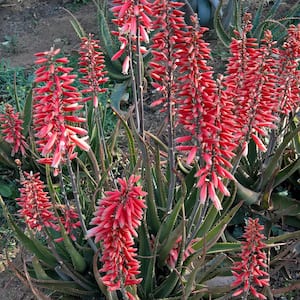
149, 0, 187, 112
166, 236, 196, 269
111, 0, 153, 68
224, 16, 280, 151
78, 34, 108, 108
174, 16, 237, 210
0, 104, 28, 156
231, 218, 269, 299
55, 205, 81, 243
17, 172, 59, 232
277, 24, 300, 115
33, 47, 90, 171
87, 175, 147, 292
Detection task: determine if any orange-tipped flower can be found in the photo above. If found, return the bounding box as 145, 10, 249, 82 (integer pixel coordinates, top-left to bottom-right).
17, 172, 59, 232
87, 175, 146, 293
0, 104, 28, 156
111, 0, 153, 72
33, 47, 90, 172
277, 24, 300, 115
55, 205, 81, 243
231, 218, 269, 299
78, 34, 108, 108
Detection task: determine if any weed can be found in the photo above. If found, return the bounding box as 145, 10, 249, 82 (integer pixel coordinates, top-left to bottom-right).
0, 60, 33, 112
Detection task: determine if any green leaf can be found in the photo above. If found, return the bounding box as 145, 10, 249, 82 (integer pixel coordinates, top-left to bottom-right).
274, 158, 300, 188
29, 279, 99, 297
221, 0, 235, 30
97, 7, 120, 60
260, 124, 300, 190
158, 221, 183, 266
22, 86, 33, 136
0, 183, 12, 197
153, 145, 167, 210
265, 0, 282, 20
214, 0, 232, 47
159, 191, 184, 244
110, 82, 130, 113
153, 271, 179, 298
0, 196, 57, 268
104, 56, 130, 81
206, 242, 241, 254
252, 0, 264, 33
45, 166, 87, 273
32, 256, 52, 280
112, 109, 137, 170
266, 229, 300, 244
195, 253, 227, 284
193, 201, 243, 251
184, 253, 229, 299
271, 193, 300, 217
63, 8, 86, 38
235, 180, 260, 205
139, 222, 155, 297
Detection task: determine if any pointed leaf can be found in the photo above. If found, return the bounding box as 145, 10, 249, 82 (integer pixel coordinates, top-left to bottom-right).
193, 201, 243, 251
235, 180, 260, 205
0, 196, 57, 267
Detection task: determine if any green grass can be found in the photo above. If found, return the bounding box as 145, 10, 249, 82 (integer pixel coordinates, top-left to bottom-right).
0, 60, 34, 112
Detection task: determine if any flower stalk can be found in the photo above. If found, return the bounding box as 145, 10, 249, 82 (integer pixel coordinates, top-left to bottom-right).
231, 218, 269, 299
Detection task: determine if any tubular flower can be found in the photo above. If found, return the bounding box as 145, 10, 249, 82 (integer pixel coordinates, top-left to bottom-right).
17, 171, 59, 232
87, 175, 147, 293
78, 34, 108, 108
175, 17, 236, 210
149, 0, 188, 110
231, 218, 269, 299
33, 48, 90, 172
55, 205, 81, 243
111, 0, 153, 71
223, 14, 280, 152
0, 104, 28, 156
277, 24, 300, 115
166, 236, 196, 269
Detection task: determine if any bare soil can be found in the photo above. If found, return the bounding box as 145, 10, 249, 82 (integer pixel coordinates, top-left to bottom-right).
0, 0, 98, 68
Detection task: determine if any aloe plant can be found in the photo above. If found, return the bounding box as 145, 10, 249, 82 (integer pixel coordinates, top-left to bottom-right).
1, 1, 300, 299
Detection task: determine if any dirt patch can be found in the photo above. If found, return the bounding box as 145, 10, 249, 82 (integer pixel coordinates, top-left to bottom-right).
0, 0, 98, 68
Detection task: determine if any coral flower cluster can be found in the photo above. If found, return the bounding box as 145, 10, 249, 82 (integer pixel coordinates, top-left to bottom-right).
149, 12, 300, 210
87, 175, 146, 294
231, 218, 269, 299
78, 34, 108, 108
0, 104, 28, 156
17, 171, 81, 242
111, 0, 153, 74
55, 205, 81, 243
223, 14, 280, 152
33, 48, 90, 172
166, 236, 196, 269
149, 0, 187, 109
175, 17, 236, 210
17, 171, 59, 232
277, 24, 300, 115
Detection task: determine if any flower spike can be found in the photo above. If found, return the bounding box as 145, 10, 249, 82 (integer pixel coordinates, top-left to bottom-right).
87, 175, 146, 294
33, 47, 90, 172
78, 34, 108, 108
17, 171, 59, 232
0, 104, 28, 156
231, 218, 269, 299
